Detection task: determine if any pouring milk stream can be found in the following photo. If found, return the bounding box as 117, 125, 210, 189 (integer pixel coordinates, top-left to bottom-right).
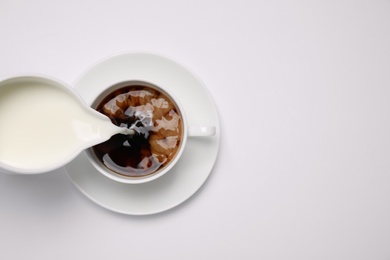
0, 76, 134, 174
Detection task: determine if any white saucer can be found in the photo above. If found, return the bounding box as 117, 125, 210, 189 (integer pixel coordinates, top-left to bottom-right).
64, 52, 220, 215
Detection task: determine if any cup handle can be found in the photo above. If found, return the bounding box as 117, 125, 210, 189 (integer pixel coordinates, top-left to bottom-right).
188, 126, 216, 137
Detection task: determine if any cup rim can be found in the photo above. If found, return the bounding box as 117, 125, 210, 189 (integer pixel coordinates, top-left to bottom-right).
85, 79, 188, 184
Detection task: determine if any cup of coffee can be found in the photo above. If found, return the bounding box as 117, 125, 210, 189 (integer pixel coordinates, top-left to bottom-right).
85, 80, 215, 184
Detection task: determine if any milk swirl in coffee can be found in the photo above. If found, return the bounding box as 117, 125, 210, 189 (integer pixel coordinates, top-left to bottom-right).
92, 85, 183, 177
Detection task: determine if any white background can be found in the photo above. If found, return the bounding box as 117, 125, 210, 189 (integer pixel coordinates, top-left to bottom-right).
1, 0, 390, 259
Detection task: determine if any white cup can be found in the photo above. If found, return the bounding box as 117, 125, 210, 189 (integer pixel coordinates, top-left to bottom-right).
85, 80, 215, 184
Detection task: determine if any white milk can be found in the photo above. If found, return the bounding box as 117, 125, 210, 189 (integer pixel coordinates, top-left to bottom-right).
0, 80, 127, 172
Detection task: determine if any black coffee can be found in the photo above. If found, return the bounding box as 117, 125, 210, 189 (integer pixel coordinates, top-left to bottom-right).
92, 84, 183, 177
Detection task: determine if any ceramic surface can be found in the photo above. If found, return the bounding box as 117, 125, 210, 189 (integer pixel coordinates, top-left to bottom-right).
64, 52, 220, 215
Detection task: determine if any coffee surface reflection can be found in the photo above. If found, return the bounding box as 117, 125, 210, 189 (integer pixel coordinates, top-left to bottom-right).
92, 85, 183, 177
